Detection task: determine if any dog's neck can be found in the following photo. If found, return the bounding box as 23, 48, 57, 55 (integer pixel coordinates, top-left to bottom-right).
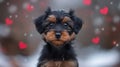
39, 42, 77, 61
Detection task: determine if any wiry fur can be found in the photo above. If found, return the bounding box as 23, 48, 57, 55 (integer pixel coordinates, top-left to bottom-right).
34, 8, 82, 67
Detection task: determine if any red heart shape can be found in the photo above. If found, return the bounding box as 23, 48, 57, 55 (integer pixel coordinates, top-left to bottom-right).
5, 18, 13, 25
26, 4, 34, 12
92, 37, 100, 44
83, 0, 92, 6
100, 6, 108, 15
19, 41, 27, 49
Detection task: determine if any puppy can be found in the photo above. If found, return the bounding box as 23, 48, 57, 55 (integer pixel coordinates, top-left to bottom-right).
34, 8, 82, 67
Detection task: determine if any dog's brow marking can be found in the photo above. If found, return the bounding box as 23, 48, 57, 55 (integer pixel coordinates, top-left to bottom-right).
62, 16, 71, 23
47, 15, 56, 23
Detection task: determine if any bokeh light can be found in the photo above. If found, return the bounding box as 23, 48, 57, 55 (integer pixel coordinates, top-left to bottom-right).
0, 0, 120, 67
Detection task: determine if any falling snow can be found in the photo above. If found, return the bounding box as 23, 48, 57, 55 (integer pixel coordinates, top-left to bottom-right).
8, 5, 17, 14
93, 17, 104, 27
113, 15, 120, 23
0, 24, 10, 37
95, 5, 100, 10
116, 43, 119, 47
30, 34, 33, 37
94, 28, 101, 34
6, 2, 10, 6
112, 27, 117, 32
0, 0, 120, 67
9, 15, 12, 18
24, 33, 27, 36
15, 15, 18, 18
101, 27, 105, 31
110, 2, 113, 5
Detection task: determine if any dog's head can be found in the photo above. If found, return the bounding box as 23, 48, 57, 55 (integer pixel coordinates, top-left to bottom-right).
35, 8, 82, 47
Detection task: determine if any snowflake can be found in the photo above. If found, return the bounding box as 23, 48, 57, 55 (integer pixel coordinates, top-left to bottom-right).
8, 5, 17, 14
113, 15, 120, 23
93, 17, 104, 27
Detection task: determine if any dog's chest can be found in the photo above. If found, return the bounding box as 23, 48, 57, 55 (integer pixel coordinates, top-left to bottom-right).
40, 60, 77, 67
38, 44, 78, 67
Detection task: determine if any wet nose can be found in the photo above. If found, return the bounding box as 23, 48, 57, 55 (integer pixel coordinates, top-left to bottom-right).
55, 32, 61, 39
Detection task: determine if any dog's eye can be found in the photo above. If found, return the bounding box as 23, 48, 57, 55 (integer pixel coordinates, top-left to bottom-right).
64, 23, 71, 30
49, 23, 54, 26
64, 23, 68, 26
48, 23, 55, 28
49, 23, 54, 27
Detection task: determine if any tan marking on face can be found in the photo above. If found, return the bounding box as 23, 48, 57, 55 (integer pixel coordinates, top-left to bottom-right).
70, 32, 75, 41
43, 30, 56, 42
40, 60, 77, 67
51, 40, 64, 46
47, 15, 56, 22
43, 30, 75, 47
62, 61, 77, 67
43, 30, 64, 46
60, 30, 75, 42
62, 16, 72, 23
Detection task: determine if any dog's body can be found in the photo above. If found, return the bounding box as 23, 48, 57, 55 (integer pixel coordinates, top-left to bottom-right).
34, 8, 82, 67
37, 43, 78, 67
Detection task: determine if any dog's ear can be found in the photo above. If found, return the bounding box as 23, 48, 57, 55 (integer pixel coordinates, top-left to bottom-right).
45, 7, 51, 16
69, 10, 83, 34
34, 15, 46, 34
73, 17, 83, 34
34, 7, 52, 34
69, 9, 74, 17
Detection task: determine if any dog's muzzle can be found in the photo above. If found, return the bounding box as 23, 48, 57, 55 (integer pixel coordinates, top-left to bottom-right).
55, 32, 61, 39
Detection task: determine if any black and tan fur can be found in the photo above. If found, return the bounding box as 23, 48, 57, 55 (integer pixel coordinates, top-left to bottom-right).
34, 8, 83, 67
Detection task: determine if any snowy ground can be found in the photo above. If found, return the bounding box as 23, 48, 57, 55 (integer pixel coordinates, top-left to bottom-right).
0, 43, 120, 67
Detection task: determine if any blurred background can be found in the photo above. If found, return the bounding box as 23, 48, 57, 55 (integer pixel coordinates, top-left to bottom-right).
0, 0, 120, 67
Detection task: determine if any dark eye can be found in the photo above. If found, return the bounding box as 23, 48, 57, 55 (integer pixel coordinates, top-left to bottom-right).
64, 23, 71, 30
49, 23, 54, 26
64, 23, 68, 26
48, 23, 55, 28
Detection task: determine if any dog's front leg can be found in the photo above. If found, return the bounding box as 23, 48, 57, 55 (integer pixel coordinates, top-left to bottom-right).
61, 60, 78, 67
37, 60, 48, 67
37, 60, 78, 67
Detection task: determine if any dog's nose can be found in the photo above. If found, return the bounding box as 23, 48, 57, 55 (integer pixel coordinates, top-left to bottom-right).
55, 32, 61, 39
